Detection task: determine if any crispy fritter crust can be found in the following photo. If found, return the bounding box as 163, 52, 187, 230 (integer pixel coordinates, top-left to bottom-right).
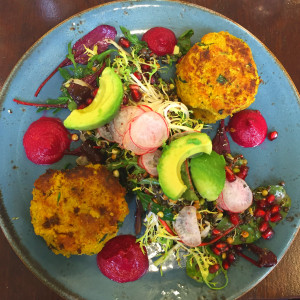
176, 31, 260, 123
30, 164, 128, 257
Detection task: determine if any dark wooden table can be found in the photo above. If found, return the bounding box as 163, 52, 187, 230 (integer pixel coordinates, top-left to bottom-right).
1, 0, 299, 299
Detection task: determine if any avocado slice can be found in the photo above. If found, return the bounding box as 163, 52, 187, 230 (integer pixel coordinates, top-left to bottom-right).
157, 133, 212, 200
64, 67, 123, 130
190, 151, 226, 201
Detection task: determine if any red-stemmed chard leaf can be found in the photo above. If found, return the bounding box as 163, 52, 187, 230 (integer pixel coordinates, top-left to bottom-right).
34, 25, 117, 97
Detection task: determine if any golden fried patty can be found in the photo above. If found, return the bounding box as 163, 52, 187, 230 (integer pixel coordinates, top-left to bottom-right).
176, 31, 260, 123
30, 164, 128, 257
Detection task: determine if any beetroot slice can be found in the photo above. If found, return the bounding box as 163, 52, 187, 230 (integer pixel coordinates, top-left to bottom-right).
97, 235, 149, 283
34, 25, 117, 96
23, 117, 71, 165
142, 27, 177, 56
228, 110, 268, 148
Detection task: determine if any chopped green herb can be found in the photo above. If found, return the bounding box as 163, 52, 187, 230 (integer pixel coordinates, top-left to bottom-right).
217, 74, 228, 85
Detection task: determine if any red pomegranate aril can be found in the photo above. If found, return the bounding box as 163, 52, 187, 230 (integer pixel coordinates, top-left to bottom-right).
122, 95, 129, 105
254, 208, 266, 218
209, 264, 220, 273
268, 131, 278, 141
261, 227, 274, 240
212, 228, 221, 235
229, 213, 240, 225
92, 88, 98, 97
237, 165, 249, 180
270, 204, 280, 214
227, 253, 236, 264
270, 212, 282, 223
222, 259, 230, 270
78, 104, 86, 110
211, 247, 222, 256
141, 64, 151, 72
86, 98, 93, 105
225, 166, 236, 182
266, 194, 275, 204
129, 84, 140, 90
118, 37, 131, 48
257, 199, 267, 208
215, 242, 228, 250
133, 72, 142, 81
259, 221, 269, 232
131, 89, 142, 102
264, 210, 271, 222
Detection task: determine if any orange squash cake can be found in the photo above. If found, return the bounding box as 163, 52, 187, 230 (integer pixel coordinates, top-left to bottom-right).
30, 164, 128, 257
176, 31, 260, 123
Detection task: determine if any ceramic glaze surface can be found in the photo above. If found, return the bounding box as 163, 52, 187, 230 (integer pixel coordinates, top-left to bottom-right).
0, 1, 299, 300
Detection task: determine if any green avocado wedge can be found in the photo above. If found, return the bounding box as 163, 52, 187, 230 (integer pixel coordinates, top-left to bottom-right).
190, 151, 226, 201
157, 133, 212, 200
64, 67, 123, 130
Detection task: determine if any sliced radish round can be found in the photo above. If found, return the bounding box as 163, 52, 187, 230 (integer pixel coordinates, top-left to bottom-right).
173, 206, 201, 247
140, 149, 161, 176
113, 106, 145, 137
96, 122, 115, 142
137, 155, 145, 169
122, 129, 151, 155
138, 104, 153, 112
129, 111, 169, 149
110, 121, 123, 144
216, 177, 253, 213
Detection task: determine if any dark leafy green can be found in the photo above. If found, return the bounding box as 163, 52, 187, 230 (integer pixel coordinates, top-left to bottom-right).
177, 29, 194, 55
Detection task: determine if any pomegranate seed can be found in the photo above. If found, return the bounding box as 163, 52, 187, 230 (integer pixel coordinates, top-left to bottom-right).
270, 212, 282, 223
268, 131, 278, 141
86, 98, 93, 105
227, 253, 236, 263
118, 37, 130, 48
92, 88, 98, 97
229, 213, 240, 225
150, 76, 156, 85
261, 227, 274, 240
122, 95, 129, 105
254, 208, 266, 218
133, 72, 142, 81
211, 247, 222, 256
212, 228, 221, 235
257, 199, 267, 208
209, 264, 220, 273
258, 221, 269, 232
222, 260, 230, 270
270, 204, 280, 214
216, 242, 228, 250
233, 245, 243, 252
264, 210, 271, 222
237, 165, 249, 180
129, 84, 140, 90
78, 104, 86, 110
131, 89, 142, 102
225, 166, 236, 182
141, 64, 151, 72
266, 194, 275, 204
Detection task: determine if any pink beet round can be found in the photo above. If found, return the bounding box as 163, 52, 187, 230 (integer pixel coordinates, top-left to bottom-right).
228, 110, 268, 148
142, 27, 177, 56
97, 235, 149, 283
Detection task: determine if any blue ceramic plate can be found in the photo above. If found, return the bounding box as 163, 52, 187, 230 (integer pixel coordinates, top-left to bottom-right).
1, 1, 300, 299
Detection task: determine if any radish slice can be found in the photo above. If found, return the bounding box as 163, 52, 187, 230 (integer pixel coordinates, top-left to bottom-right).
96, 122, 115, 142
122, 129, 152, 155
173, 206, 201, 247
137, 155, 145, 169
129, 111, 169, 149
138, 104, 153, 112
140, 149, 162, 176
110, 121, 123, 144
216, 177, 253, 213
113, 106, 144, 137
